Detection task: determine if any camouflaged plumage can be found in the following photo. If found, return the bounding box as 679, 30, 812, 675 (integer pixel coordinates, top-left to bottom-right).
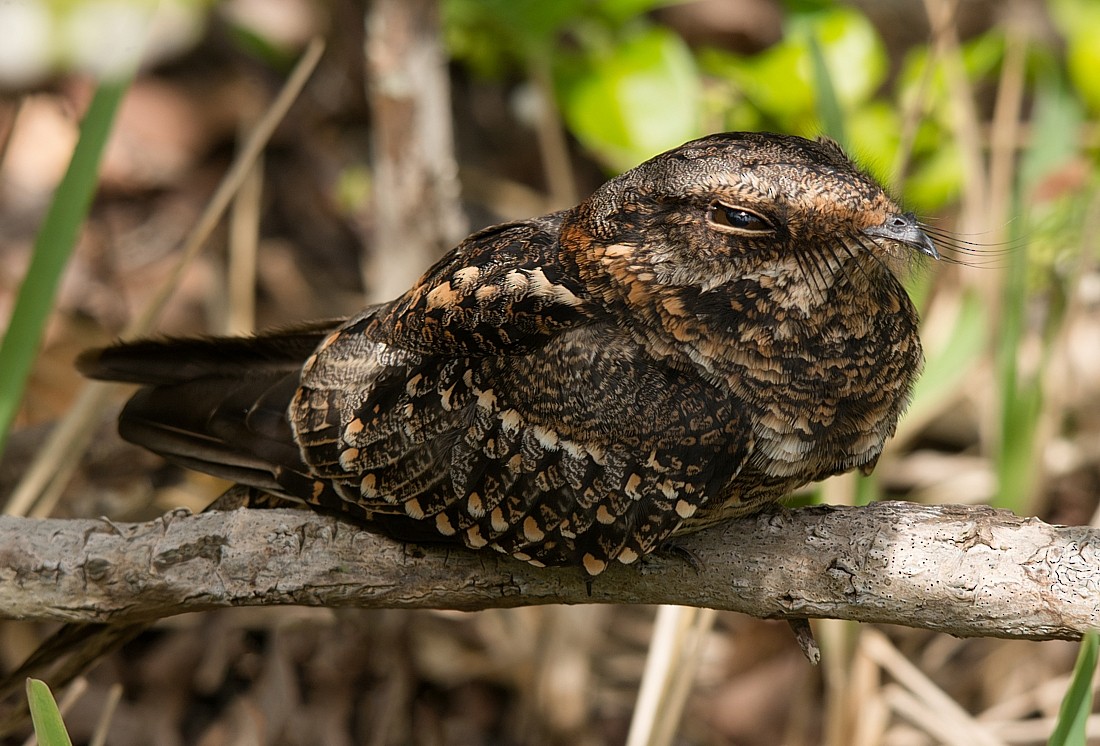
81, 132, 937, 575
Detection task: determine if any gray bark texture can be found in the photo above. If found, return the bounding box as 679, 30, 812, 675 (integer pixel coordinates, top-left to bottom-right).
1, 501, 1096, 639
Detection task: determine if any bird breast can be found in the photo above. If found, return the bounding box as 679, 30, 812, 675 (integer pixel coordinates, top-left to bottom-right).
595, 250, 923, 490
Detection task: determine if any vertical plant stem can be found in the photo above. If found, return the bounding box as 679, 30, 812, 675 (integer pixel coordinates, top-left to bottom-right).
987, 25, 1027, 234
0, 96, 25, 170
529, 56, 577, 209
226, 152, 263, 335
922, 0, 988, 223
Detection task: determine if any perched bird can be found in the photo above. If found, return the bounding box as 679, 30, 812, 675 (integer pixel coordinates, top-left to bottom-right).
80, 131, 937, 576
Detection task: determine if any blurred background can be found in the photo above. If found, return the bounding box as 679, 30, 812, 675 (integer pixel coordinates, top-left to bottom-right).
0, 0, 1098, 743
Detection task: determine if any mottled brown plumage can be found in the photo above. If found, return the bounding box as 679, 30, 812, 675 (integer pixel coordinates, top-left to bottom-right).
81, 132, 937, 576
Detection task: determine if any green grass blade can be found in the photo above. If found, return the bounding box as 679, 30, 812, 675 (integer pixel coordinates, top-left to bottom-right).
906, 290, 987, 430
0, 75, 130, 458
807, 31, 847, 149
26, 678, 73, 746
1048, 631, 1098, 746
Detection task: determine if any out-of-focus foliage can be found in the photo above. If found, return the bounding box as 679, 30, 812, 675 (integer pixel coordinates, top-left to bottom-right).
1051, 0, 1100, 113
443, 0, 1097, 218
445, 2, 910, 194
993, 61, 1089, 513
702, 7, 886, 146
445, 0, 699, 170
0, 0, 211, 85
556, 26, 700, 171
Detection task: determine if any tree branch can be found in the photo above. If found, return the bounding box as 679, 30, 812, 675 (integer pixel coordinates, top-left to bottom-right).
1, 502, 1096, 639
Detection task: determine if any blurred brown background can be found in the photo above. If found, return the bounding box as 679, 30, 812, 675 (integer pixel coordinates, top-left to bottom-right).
0, 0, 1098, 743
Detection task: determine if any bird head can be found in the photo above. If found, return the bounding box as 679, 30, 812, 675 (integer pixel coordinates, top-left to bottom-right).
567, 132, 938, 298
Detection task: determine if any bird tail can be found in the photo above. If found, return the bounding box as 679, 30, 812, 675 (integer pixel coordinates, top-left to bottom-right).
0, 320, 352, 737
77, 319, 346, 496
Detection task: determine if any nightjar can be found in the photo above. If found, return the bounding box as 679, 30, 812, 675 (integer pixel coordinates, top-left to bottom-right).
81, 132, 938, 576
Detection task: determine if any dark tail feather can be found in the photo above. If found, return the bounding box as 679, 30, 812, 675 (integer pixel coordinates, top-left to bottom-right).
117, 375, 304, 493
79, 319, 348, 498
0, 319, 367, 734
0, 321, 358, 735
76, 319, 343, 385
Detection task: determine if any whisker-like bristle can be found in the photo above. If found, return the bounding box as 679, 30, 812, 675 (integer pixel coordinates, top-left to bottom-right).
851, 234, 895, 277
791, 250, 818, 297
835, 237, 876, 286
922, 233, 1017, 252
795, 245, 827, 297
914, 223, 1020, 268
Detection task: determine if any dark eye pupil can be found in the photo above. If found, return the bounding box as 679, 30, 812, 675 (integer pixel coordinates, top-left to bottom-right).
725, 208, 758, 228
708, 203, 771, 231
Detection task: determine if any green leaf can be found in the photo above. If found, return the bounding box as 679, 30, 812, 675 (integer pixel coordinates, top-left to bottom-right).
1048, 631, 1098, 746
715, 6, 885, 132
0, 74, 131, 458
26, 679, 73, 746
901, 140, 964, 213
995, 378, 1042, 511
559, 25, 701, 170
727, 40, 814, 122
1062, 27, 1100, 70
444, 0, 588, 75
1050, 0, 1100, 111
595, 0, 681, 25
790, 7, 887, 107
845, 101, 901, 186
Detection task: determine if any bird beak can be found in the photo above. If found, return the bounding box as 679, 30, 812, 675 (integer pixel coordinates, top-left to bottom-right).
863, 214, 939, 260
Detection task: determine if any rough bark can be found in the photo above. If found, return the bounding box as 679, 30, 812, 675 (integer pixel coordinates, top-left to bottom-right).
1, 502, 1096, 639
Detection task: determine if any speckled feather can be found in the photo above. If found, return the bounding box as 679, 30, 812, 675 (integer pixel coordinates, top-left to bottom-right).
80, 132, 936, 575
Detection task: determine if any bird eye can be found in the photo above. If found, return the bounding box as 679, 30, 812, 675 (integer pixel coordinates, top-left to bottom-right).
706, 203, 774, 234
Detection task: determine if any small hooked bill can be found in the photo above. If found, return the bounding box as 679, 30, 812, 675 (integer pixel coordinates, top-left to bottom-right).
863, 214, 939, 260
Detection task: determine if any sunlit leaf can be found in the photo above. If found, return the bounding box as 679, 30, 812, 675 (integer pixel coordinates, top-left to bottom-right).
559, 25, 701, 170
845, 102, 901, 186
1050, 0, 1100, 111
727, 40, 813, 121
902, 141, 964, 213
714, 6, 884, 133
790, 6, 887, 107
443, 0, 587, 75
